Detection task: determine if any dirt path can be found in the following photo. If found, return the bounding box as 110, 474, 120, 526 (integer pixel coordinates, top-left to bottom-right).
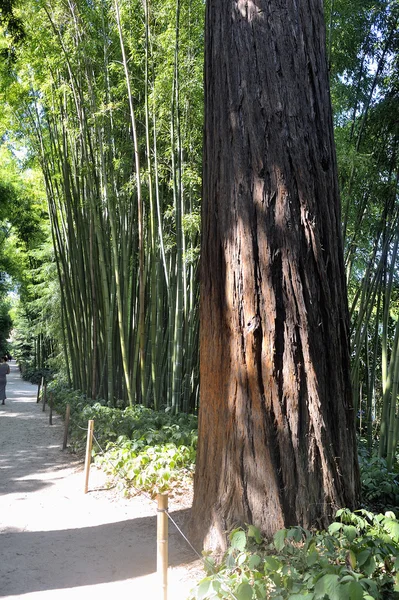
0, 363, 202, 599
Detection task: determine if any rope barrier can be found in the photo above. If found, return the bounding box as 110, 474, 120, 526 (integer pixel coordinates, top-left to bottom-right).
90, 428, 240, 600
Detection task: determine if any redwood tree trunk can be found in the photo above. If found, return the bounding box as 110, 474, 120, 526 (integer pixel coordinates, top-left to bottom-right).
192, 0, 360, 551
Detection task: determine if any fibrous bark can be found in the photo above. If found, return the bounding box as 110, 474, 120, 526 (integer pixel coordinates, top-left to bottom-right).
192, 0, 360, 551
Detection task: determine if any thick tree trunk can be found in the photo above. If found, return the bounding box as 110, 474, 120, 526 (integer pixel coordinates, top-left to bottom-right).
192, 0, 360, 551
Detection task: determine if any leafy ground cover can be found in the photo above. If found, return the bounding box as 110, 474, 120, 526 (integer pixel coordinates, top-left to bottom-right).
190, 510, 399, 600
189, 452, 399, 600
48, 378, 197, 497
358, 444, 399, 517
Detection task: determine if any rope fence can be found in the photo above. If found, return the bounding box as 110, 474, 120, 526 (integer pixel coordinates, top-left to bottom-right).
79, 419, 240, 600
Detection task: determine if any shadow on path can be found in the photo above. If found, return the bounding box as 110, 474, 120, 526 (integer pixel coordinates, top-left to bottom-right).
0, 509, 195, 596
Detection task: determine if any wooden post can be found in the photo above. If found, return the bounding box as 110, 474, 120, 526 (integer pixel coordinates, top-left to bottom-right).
157, 493, 168, 600
49, 393, 53, 425
84, 420, 94, 494
63, 403, 70, 450
42, 382, 47, 412
37, 377, 43, 403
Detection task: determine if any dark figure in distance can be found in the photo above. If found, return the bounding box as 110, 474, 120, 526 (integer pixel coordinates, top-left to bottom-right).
0, 357, 10, 405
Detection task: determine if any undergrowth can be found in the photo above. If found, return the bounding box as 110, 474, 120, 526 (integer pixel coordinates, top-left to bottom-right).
48, 378, 197, 496
191, 510, 399, 599
358, 443, 399, 516
190, 446, 399, 600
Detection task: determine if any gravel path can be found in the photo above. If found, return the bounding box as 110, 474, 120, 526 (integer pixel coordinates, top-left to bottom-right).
0, 363, 202, 599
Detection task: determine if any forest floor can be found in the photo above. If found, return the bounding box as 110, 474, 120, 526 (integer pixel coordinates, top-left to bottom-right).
0, 362, 203, 599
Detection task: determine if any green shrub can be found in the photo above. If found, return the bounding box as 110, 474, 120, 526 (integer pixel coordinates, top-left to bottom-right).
191, 510, 399, 599
48, 378, 198, 494
95, 437, 196, 496
359, 452, 399, 516
21, 366, 54, 384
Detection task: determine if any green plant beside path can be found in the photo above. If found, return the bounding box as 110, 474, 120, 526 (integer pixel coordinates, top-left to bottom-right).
191, 510, 399, 600
49, 379, 197, 496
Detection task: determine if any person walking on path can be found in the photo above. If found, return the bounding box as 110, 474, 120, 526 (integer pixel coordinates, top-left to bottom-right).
0, 356, 10, 405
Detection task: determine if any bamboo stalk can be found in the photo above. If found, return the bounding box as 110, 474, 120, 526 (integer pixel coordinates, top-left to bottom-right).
114, 0, 145, 405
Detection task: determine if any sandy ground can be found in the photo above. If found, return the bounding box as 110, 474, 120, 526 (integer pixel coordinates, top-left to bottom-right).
0, 362, 203, 599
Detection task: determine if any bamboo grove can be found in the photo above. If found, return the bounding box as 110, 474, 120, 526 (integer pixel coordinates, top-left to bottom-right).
1, 0, 203, 411
1, 0, 399, 454
326, 0, 399, 465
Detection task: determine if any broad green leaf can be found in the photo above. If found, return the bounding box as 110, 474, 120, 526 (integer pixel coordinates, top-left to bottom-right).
328, 522, 342, 535
287, 527, 303, 542
230, 530, 247, 551
264, 556, 282, 571
226, 552, 236, 568
254, 580, 267, 599
382, 518, 399, 541
360, 578, 378, 597
273, 529, 287, 551
236, 582, 253, 600
210, 580, 221, 593
248, 554, 261, 569
342, 525, 357, 542
342, 581, 363, 600
314, 574, 340, 600
362, 556, 376, 576
197, 577, 212, 600
306, 550, 319, 567
356, 549, 371, 566
348, 549, 357, 569
247, 524, 263, 544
